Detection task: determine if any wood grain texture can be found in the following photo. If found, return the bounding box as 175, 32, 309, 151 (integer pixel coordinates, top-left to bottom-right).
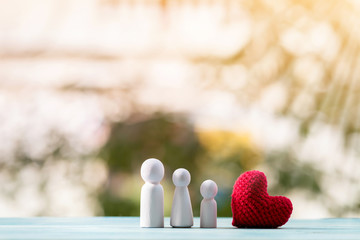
0, 217, 359, 239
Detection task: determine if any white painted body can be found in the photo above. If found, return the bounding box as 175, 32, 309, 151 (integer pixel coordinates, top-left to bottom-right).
170, 168, 193, 228
140, 158, 164, 228
200, 199, 217, 228
170, 186, 193, 227
140, 182, 164, 228
200, 180, 218, 228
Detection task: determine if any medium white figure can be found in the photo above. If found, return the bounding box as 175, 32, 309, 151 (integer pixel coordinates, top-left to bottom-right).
170, 168, 193, 228
200, 180, 218, 228
140, 158, 164, 228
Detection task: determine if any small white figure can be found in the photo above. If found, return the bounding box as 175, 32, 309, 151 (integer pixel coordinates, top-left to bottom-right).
140, 158, 164, 228
200, 180, 218, 228
170, 168, 193, 228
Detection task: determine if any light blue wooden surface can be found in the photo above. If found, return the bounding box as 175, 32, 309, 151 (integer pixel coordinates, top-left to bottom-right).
0, 217, 359, 239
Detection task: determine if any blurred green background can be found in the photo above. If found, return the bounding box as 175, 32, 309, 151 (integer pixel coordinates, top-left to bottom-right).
0, 0, 360, 218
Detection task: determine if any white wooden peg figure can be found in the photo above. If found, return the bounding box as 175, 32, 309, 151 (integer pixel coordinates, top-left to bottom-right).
140, 158, 164, 228
200, 179, 218, 228
170, 168, 193, 228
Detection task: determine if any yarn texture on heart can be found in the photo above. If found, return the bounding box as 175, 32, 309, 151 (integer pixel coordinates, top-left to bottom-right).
231, 170, 293, 228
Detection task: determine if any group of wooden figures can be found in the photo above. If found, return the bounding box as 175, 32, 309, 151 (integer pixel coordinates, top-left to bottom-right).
140, 158, 218, 228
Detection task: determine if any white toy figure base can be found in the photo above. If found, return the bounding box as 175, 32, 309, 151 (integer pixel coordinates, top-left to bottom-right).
140, 158, 164, 228
170, 168, 193, 228
200, 180, 218, 228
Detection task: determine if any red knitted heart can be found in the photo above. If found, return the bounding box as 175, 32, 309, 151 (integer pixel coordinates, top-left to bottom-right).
231, 170, 293, 228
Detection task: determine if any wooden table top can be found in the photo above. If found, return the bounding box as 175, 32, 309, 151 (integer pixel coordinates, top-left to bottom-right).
0, 217, 359, 239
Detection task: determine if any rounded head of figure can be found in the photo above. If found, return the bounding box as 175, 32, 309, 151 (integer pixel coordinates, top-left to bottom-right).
200, 179, 218, 199
141, 158, 164, 184
172, 168, 191, 187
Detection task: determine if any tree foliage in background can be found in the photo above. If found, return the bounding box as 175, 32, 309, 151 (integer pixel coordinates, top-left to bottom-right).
99, 113, 206, 216
98, 112, 326, 217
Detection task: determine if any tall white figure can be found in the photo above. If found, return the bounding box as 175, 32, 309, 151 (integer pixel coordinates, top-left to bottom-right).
200, 180, 218, 228
140, 158, 164, 228
170, 168, 193, 228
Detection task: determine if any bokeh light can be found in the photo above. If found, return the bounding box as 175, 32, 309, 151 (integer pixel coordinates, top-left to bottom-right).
0, 0, 360, 218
